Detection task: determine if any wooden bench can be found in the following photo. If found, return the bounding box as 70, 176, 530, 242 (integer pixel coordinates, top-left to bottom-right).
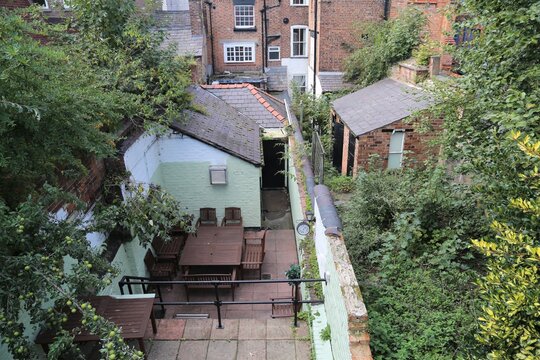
183, 268, 237, 301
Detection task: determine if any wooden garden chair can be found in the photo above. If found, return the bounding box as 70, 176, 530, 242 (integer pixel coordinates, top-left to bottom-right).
221, 207, 243, 226
197, 208, 217, 227
241, 229, 267, 279
144, 250, 176, 285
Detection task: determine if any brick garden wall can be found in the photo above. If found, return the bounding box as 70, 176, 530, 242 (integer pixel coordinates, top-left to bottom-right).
316, 0, 385, 72
389, 0, 455, 67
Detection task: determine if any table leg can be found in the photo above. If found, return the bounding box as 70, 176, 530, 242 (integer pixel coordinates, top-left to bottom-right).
150, 309, 157, 334
138, 338, 147, 359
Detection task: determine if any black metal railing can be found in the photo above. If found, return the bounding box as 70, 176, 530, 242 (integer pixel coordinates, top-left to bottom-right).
118, 276, 326, 328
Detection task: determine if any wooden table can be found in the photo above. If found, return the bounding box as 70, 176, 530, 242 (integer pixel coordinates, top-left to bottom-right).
179, 226, 244, 267
35, 295, 156, 357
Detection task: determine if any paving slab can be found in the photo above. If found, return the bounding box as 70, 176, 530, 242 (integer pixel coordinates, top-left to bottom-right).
206, 340, 238, 360
147, 340, 181, 360
154, 319, 186, 340
267, 339, 296, 360
267, 318, 294, 340
237, 340, 266, 360
210, 319, 239, 340
295, 321, 309, 339
177, 340, 208, 360
183, 319, 213, 340
295, 340, 312, 359
238, 319, 267, 340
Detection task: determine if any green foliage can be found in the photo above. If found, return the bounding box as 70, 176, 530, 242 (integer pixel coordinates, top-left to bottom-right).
68, 0, 194, 127
344, 8, 425, 87
300, 236, 323, 299
320, 324, 331, 342
324, 168, 356, 193
412, 40, 440, 66
471, 134, 540, 359
291, 87, 335, 152
342, 166, 487, 358
285, 264, 301, 281
93, 182, 194, 246
0, 194, 146, 359
0, 10, 127, 206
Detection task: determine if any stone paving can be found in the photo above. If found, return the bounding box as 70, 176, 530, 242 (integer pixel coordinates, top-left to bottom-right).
145, 318, 311, 360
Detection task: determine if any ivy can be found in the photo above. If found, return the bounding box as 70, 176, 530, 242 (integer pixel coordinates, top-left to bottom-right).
344, 8, 425, 87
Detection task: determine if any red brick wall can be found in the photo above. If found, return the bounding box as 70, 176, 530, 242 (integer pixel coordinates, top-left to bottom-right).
313, 0, 385, 72
207, 0, 308, 74
389, 0, 455, 67
350, 117, 442, 175
49, 157, 108, 213
0, 0, 31, 9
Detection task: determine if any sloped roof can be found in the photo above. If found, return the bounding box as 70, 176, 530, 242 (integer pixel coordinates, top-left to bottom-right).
332, 78, 432, 137
202, 84, 287, 129
318, 72, 354, 93
154, 10, 204, 57
171, 86, 262, 165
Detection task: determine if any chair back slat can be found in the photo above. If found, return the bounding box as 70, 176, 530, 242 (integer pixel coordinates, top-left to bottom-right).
223, 207, 242, 226
199, 208, 217, 226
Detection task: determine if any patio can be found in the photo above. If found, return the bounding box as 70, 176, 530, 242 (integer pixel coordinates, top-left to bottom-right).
158, 229, 299, 319
143, 318, 311, 360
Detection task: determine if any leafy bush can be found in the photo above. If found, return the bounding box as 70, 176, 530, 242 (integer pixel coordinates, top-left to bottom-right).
344, 8, 425, 87
326, 175, 356, 193
342, 166, 488, 358
412, 41, 440, 66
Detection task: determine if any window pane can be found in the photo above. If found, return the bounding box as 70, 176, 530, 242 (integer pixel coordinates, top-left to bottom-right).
389, 132, 404, 153
388, 153, 402, 169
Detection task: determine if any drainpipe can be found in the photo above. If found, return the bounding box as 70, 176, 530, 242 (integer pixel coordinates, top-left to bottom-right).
261, 0, 267, 72
205, 1, 215, 81
312, 0, 318, 96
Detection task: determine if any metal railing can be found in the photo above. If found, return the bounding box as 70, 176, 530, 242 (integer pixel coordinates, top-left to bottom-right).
118, 276, 326, 328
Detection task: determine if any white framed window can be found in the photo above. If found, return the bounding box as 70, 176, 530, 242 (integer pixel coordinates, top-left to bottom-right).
291, 26, 308, 57
35, 0, 49, 9
291, 0, 308, 6
268, 46, 281, 61
224, 43, 255, 63
234, 5, 255, 29
209, 166, 227, 185
292, 75, 306, 93
388, 130, 405, 169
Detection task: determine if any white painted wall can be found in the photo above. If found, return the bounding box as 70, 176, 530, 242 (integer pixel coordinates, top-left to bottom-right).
282, 57, 309, 90
313, 198, 327, 277
162, 0, 189, 11
123, 134, 160, 184
158, 133, 229, 165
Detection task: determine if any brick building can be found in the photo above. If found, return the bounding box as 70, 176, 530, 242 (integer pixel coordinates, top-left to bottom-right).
308, 0, 385, 95
203, 0, 310, 90
331, 78, 440, 176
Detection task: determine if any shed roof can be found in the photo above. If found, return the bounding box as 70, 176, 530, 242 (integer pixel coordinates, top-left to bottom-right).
171, 86, 262, 165
332, 78, 432, 137
318, 72, 354, 93
202, 84, 287, 129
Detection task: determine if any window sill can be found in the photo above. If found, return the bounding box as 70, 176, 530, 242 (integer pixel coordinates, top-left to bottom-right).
234, 27, 257, 32
290, 56, 308, 59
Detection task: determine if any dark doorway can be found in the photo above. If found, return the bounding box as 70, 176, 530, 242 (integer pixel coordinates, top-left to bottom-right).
347, 131, 356, 176
332, 118, 344, 170
262, 139, 286, 188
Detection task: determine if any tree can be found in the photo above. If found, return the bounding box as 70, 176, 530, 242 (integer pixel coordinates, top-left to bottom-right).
472, 134, 540, 359
0, 9, 129, 206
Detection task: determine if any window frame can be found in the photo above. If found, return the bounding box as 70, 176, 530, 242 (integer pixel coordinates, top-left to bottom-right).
268, 46, 281, 61
209, 165, 228, 185
234, 5, 255, 29
387, 129, 405, 169
223, 43, 256, 63
291, 74, 307, 93
290, 0, 308, 6
291, 26, 308, 57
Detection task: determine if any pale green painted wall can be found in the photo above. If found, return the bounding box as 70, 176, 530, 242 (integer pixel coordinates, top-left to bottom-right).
152, 157, 262, 228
